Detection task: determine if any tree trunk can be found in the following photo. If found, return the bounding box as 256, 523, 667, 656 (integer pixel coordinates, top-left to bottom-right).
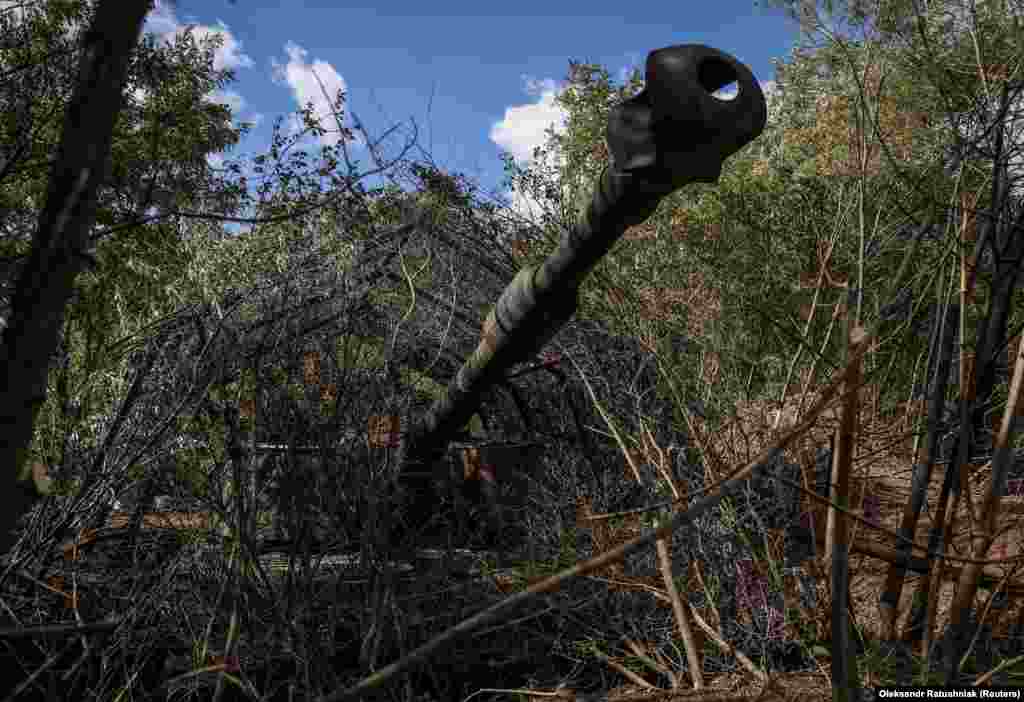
0, 0, 149, 557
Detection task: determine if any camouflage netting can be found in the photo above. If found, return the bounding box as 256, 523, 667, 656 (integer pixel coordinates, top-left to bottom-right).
153, 173, 837, 678
7, 163, 867, 699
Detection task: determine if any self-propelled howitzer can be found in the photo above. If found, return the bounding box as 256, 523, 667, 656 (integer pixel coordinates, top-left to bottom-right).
401, 44, 767, 490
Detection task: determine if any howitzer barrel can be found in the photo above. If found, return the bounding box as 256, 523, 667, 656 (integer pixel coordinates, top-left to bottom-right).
403, 44, 767, 471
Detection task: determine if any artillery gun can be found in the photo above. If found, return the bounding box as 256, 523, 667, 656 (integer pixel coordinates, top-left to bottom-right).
394, 44, 767, 541
0, 45, 768, 702
35, 44, 768, 559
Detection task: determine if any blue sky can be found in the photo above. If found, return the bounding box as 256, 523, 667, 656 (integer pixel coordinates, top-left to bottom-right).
142, 0, 804, 229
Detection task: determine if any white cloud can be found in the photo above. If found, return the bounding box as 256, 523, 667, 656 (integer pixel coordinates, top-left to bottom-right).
143, 2, 181, 40
490, 76, 567, 167
271, 41, 352, 148
489, 76, 572, 225
140, 1, 255, 138
144, 2, 254, 73
143, 1, 182, 38
188, 21, 254, 72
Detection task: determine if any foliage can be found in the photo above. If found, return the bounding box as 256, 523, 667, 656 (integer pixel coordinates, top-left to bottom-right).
0, 2, 252, 473
10, 2, 1024, 697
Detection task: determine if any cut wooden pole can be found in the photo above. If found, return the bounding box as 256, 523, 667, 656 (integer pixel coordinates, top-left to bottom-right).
911, 209, 977, 653
913, 195, 980, 658
878, 298, 960, 640
829, 324, 866, 701
943, 333, 1024, 681
656, 537, 704, 689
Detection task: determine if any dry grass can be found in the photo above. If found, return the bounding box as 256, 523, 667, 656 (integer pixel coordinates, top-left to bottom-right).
556, 365, 1024, 696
